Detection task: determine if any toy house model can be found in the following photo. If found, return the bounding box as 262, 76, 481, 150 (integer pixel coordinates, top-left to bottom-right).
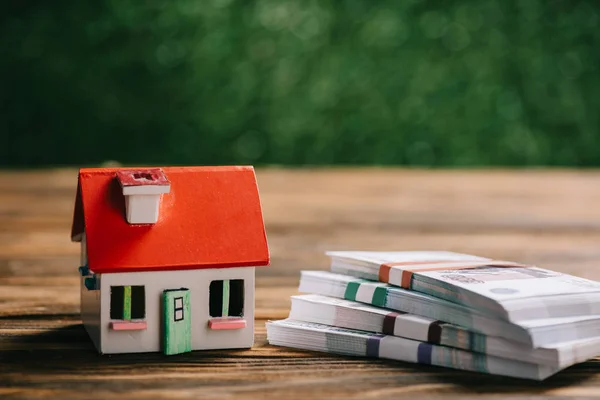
70, 166, 269, 355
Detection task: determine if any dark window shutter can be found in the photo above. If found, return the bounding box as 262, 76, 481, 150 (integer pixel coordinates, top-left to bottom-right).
131, 286, 145, 319
229, 280, 244, 317
110, 286, 124, 319
209, 280, 223, 317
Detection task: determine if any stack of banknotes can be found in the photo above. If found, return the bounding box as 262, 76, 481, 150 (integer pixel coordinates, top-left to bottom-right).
266, 251, 600, 380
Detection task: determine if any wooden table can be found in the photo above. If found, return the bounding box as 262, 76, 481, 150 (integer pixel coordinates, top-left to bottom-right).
2, 168, 600, 399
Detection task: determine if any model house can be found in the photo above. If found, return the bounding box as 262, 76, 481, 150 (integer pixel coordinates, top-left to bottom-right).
70, 166, 269, 355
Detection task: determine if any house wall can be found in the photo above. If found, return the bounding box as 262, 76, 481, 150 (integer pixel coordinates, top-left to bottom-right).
80, 274, 102, 351
98, 267, 255, 354
79, 233, 102, 351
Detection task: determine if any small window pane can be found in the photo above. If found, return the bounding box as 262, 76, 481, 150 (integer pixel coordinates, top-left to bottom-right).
110, 286, 124, 319
131, 286, 145, 319
209, 281, 223, 317
175, 309, 183, 321
175, 297, 183, 309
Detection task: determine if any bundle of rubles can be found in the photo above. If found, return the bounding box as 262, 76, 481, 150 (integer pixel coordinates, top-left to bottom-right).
267, 251, 600, 380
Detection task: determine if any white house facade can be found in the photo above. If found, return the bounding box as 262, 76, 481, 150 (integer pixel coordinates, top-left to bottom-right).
80, 263, 255, 354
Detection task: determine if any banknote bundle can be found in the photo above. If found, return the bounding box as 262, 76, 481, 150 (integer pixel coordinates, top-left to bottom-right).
327, 251, 600, 322
267, 319, 560, 380
266, 251, 600, 380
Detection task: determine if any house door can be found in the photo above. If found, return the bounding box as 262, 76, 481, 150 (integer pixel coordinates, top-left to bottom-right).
162, 288, 191, 355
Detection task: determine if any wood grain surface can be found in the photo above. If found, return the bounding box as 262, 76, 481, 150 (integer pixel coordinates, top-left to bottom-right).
2, 168, 600, 399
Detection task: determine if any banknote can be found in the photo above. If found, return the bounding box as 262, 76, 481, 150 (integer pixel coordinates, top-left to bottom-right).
290, 294, 600, 367
266, 319, 559, 380
326, 251, 600, 322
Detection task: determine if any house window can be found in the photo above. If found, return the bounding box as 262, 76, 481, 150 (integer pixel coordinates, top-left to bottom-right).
174, 297, 184, 321
110, 286, 145, 320
209, 280, 243, 317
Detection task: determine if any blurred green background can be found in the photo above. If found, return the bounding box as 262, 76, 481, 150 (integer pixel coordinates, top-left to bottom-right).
1, 0, 599, 167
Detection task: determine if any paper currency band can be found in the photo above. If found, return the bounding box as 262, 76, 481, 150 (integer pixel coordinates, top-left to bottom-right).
382, 312, 443, 343
344, 281, 388, 307
367, 334, 434, 364
378, 260, 530, 289
417, 342, 433, 364
427, 321, 443, 343
366, 334, 385, 357
382, 313, 400, 335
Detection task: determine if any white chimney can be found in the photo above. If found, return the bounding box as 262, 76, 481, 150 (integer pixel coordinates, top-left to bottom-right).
116, 169, 170, 224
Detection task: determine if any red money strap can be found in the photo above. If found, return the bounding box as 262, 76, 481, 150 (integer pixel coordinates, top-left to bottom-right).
378, 260, 530, 288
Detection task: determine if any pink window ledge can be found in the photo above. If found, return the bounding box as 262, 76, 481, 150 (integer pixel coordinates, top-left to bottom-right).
110, 321, 148, 331
208, 317, 247, 330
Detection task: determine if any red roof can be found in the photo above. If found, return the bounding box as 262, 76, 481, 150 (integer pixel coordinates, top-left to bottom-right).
71, 166, 269, 274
